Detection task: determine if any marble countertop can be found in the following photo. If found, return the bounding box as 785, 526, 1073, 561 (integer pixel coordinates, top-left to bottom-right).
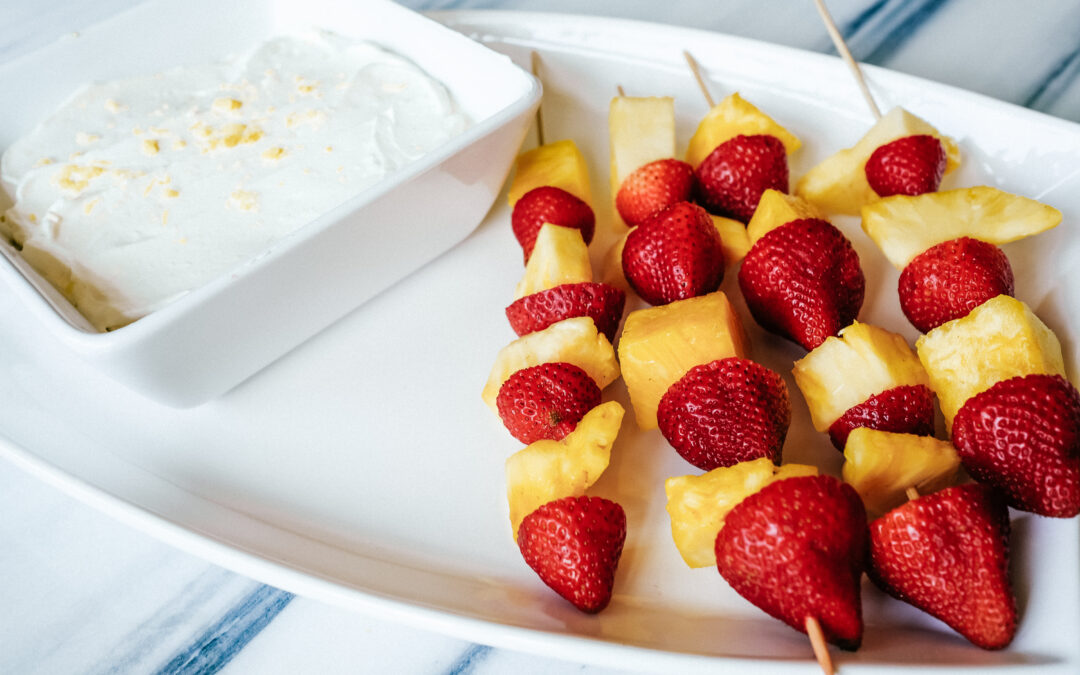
2, 1, 1079, 673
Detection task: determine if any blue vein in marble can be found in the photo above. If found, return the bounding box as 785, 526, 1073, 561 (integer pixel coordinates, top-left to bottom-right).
442, 644, 492, 675
153, 585, 294, 675
838, 0, 888, 48
865, 0, 949, 64
831, 0, 947, 63
1027, 44, 1080, 112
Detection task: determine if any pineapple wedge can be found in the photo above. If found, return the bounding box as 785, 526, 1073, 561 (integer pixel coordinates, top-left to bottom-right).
917, 295, 1066, 427
685, 92, 801, 170
746, 189, 825, 246
482, 316, 620, 413
513, 224, 592, 299
601, 234, 629, 292
842, 428, 960, 517
506, 401, 624, 539
793, 322, 930, 432
610, 96, 676, 228
710, 214, 753, 266
508, 139, 592, 206
665, 458, 818, 567
619, 291, 749, 430
861, 185, 1063, 269
796, 107, 961, 215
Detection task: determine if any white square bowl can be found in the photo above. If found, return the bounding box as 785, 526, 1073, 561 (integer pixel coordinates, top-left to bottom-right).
0, 0, 540, 407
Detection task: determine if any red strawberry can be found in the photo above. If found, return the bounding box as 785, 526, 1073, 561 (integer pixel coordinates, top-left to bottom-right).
616, 158, 695, 227
621, 201, 724, 306
511, 186, 595, 263
868, 484, 1016, 649
828, 384, 936, 450
865, 134, 947, 198
952, 373, 1080, 518
505, 282, 625, 342
738, 218, 865, 350
715, 475, 867, 650
657, 357, 790, 470
496, 362, 602, 444
693, 134, 788, 223
899, 237, 1014, 333
517, 495, 626, 613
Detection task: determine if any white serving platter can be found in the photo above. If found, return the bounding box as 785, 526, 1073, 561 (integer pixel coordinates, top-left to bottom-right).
2, 10, 1079, 674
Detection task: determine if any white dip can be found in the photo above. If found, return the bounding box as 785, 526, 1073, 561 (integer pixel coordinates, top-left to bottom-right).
0, 30, 468, 331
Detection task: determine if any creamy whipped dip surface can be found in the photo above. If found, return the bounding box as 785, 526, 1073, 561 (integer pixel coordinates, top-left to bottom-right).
0, 30, 468, 331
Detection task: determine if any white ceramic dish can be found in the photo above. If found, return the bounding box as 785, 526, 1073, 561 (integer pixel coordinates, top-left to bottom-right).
2, 9, 1079, 674
0, 0, 539, 407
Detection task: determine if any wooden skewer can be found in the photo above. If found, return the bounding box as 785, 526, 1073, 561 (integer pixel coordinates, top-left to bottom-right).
530, 51, 546, 146
617, 84, 626, 97
805, 616, 835, 675
906, 486, 921, 502
812, 0, 882, 120
683, 50, 716, 108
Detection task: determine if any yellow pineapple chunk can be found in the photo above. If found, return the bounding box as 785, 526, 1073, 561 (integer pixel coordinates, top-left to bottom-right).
793, 322, 930, 431
506, 401, 624, 539
917, 295, 1066, 427
796, 107, 961, 216
507, 139, 592, 206
842, 428, 960, 517
861, 186, 1063, 269
746, 189, 824, 245
619, 291, 749, 429
685, 92, 801, 170
481, 316, 620, 413
513, 224, 592, 299
600, 234, 629, 292
710, 215, 752, 266
609, 96, 676, 228
665, 458, 818, 567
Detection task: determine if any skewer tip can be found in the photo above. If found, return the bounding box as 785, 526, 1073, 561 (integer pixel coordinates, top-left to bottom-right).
529, 51, 545, 147
805, 616, 835, 675
683, 50, 716, 108
812, 0, 881, 120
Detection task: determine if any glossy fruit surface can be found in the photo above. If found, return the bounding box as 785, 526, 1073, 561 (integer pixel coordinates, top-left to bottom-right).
716, 475, 868, 650
658, 358, 790, 470
518, 495, 626, 613
622, 201, 724, 306
739, 218, 864, 350
694, 134, 788, 223
869, 484, 1016, 649
952, 373, 1080, 517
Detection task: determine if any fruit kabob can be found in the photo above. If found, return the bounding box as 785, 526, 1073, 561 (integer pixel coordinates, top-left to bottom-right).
862, 186, 1061, 332
805, 0, 1060, 339
804, 1, 1076, 519
603, 80, 798, 471
848, 293, 1079, 652
918, 295, 1079, 518
793, 1, 1077, 653
679, 53, 870, 352
798, 0, 961, 216
603, 87, 726, 303
604, 70, 807, 305
659, 7, 1067, 667
604, 75, 867, 672
482, 54, 630, 613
